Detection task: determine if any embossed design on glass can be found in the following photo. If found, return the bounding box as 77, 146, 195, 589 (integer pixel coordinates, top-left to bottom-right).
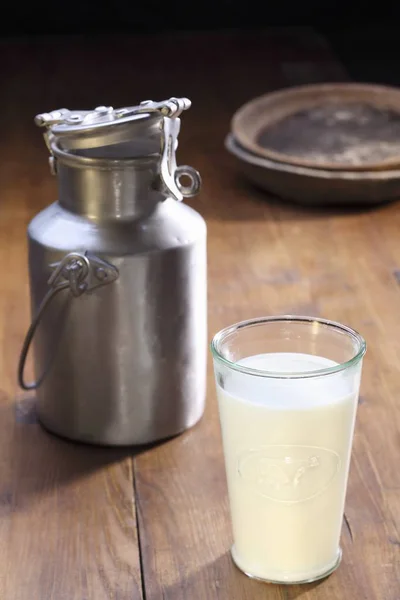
237, 445, 341, 503
211, 316, 365, 585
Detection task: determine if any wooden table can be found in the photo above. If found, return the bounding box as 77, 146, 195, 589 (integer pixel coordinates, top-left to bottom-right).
1, 30, 399, 600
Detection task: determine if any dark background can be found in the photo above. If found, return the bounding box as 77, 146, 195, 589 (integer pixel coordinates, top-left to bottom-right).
0, 2, 397, 33
2, 2, 400, 86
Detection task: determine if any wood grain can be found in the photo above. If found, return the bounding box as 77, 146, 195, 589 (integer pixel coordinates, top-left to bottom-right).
0, 401, 142, 600
1, 28, 399, 600
129, 31, 400, 600
0, 40, 144, 600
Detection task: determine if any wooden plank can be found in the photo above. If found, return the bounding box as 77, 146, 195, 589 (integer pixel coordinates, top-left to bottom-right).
126, 31, 399, 600
0, 400, 142, 600
0, 45, 143, 600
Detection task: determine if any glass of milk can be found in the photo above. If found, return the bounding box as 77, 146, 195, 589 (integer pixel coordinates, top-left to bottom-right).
211, 316, 366, 584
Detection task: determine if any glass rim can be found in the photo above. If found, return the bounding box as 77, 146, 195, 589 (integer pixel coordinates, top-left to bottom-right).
210, 315, 366, 379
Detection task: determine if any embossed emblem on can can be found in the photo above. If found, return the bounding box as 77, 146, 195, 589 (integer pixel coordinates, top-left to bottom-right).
237, 445, 341, 503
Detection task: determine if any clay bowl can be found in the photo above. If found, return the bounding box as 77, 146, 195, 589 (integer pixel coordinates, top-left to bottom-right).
232, 83, 400, 172
225, 133, 400, 206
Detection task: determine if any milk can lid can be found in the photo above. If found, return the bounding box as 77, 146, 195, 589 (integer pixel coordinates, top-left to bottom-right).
35, 97, 201, 202
35, 98, 191, 151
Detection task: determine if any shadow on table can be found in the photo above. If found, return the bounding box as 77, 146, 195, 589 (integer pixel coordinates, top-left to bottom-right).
158, 550, 327, 600
200, 162, 395, 223
0, 392, 170, 514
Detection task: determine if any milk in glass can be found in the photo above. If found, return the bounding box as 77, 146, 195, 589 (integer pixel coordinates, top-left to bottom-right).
217, 352, 359, 583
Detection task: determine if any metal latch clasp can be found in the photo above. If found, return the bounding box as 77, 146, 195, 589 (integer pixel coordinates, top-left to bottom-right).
158, 116, 201, 201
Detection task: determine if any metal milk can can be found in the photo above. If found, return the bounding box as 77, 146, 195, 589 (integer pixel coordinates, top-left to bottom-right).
18, 97, 207, 446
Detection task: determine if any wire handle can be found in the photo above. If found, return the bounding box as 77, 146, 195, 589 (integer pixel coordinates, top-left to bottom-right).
18, 252, 118, 391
